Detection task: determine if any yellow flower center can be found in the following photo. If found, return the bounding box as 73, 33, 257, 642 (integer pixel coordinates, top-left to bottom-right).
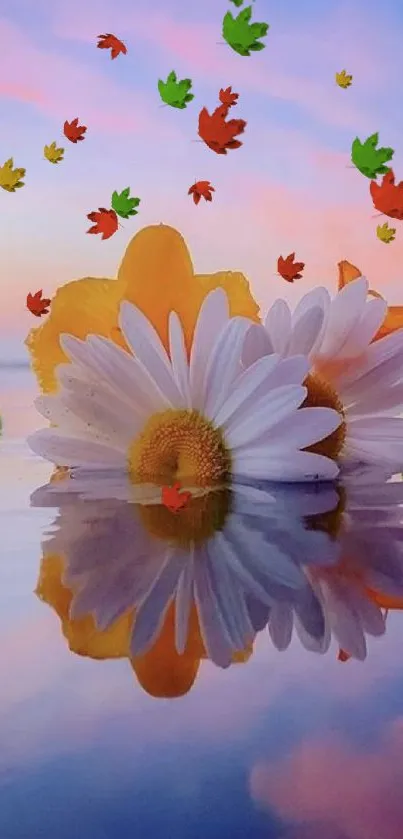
128, 409, 232, 488
302, 371, 346, 459
138, 487, 232, 549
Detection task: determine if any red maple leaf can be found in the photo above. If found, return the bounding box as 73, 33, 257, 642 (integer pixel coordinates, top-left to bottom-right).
198, 103, 246, 155
218, 86, 239, 109
97, 33, 127, 59
370, 169, 403, 220
162, 482, 192, 513
63, 118, 87, 143
277, 252, 305, 282
337, 648, 352, 663
27, 290, 51, 317
86, 208, 118, 240
188, 180, 215, 205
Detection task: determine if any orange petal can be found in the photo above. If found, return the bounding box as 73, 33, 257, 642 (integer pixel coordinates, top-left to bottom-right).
365, 587, 403, 610
337, 260, 362, 289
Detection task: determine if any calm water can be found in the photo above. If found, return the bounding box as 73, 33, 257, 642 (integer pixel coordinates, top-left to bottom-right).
1, 366, 403, 839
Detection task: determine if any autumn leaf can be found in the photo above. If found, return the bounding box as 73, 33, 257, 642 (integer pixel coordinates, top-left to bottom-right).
229, 0, 244, 6
277, 252, 305, 282
162, 482, 192, 513
219, 86, 239, 108
63, 118, 87, 143
335, 69, 352, 88
27, 290, 51, 317
188, 180, 215, 205
376, 221, 396, 243
111, 187, 140, 219
198, 103, 246, 154
97, 33, 127, 59
44, 142, 64, 164
337, 649, 352, 663
0, 157, 25, 191
86, 208, 119, 240
222, 6, 269, 56
370, 170, 403, 220
351, 133, 394, 179
158, 70, 194, 108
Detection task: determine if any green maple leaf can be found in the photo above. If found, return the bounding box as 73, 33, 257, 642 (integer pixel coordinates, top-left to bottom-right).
111, 187, 140, 219
351, 133, 394, 179
222, 6, 269, 56
158, 70, 194, 108
229, 0, 244, 6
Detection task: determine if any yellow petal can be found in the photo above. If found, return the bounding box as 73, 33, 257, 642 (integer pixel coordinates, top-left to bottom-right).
36, 553, 131, 658
26, 277, 126, 394
118, 224, 260, 356
131, 606, 200, 698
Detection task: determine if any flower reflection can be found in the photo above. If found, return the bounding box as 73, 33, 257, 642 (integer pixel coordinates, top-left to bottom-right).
266, 465, 403, 661
31, 474, 337, 696
31, 468, 403, 696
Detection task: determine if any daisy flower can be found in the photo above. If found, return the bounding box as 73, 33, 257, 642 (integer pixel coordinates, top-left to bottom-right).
26, 225, 341, 484
31, 476, 339, 675
266, 465, 403, 661
242, 273, 403, 469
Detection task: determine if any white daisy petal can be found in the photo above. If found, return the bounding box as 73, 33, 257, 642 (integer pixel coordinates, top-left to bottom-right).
317, 277, 369, 359
266, 407, 342, 451
213, 354, 280, 428
292, 286, 330, 324
193, 549, 234, 667
232, 449, 339, 481
119, 301, 183, 404
338, 297, 387, 358
268, 602, 293, 651
264, 299, 292, 355
203, 317, 254, 418
288, 306, 325, 358
169, 312, 191, 407
28, 430, 126, 467
226, 385, 307, 449
174, 549, 194, 654
189, 288, 229, 407
242, 324, 275, 368
130, 549, 185, 656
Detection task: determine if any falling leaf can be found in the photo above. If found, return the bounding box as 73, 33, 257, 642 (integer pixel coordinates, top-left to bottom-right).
162, 482, 192, 513
376, 221, 396, 243
198, 103, 246, 154
337, 649, 352, 662
188, 180, 215, 205
97, 33, 127, 59
63, 118, 87, 143
218, 86, 239, 109
44, 142, 64, 164
158, 70, 194, 109
222, 6, 269, 56
277, 252, 305, 282
0, 157, 25, 191
370, 170, 403, 220
86, 208, 119, 240
229, 0, 244, 6
335, 69, 352, 88
27, 290, 51, 317
111, 187, 140, 219
351, 133, 394, 179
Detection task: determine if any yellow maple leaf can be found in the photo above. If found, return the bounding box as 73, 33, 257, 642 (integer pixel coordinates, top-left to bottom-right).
376, 222, 396, 244
44, 142, 64, 164
335, 69, 353, 88
0, 157, 26, 191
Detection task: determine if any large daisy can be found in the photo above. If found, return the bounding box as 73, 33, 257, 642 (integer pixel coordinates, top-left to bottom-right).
242, 274, 403, 469
26, 225, 341, 484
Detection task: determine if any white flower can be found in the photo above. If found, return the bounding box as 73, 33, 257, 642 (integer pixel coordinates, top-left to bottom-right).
32, 477, 338, 668
243, 278, 403, 469
28, 289, 341, 483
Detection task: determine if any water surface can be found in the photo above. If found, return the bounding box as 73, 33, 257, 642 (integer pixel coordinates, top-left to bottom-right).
1, 367, 403, 839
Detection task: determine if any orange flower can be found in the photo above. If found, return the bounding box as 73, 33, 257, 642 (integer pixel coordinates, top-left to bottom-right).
338, 260, 403, 340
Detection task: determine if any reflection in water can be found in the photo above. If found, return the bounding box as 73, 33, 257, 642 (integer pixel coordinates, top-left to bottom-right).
30, 467, 403, 697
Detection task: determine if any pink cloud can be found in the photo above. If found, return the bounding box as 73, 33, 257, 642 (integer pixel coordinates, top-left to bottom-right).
0, 20, 180, 138
250, 718, 403, 839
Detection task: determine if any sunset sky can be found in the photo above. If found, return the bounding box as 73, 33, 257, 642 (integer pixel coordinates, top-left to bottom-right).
2, 0, 403, 362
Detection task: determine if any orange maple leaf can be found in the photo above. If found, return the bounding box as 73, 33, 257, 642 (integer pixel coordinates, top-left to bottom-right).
218, 86, 239, 109
27, 289, 51, 317
63, 118, 87, 143
337, 648, 352, 663
86, 208, 118, 240
277, 252, 305, 282
369, 169, 403, 220
97, 33, 127, 59
162, 482, 192, 513
188, 180, 215, 205
198, 103, 246, 155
